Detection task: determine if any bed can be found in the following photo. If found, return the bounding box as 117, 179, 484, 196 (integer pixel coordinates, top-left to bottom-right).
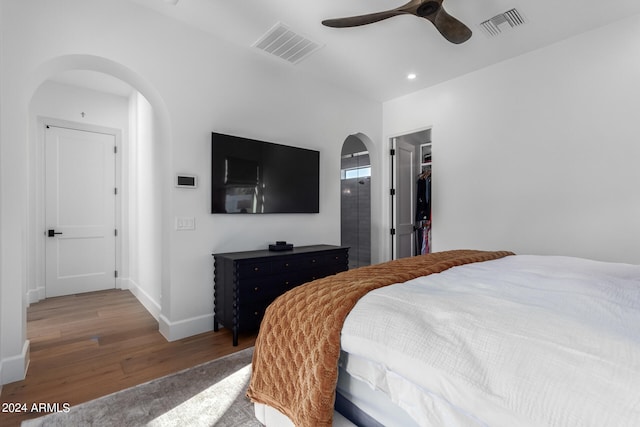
247, 250, 640, 426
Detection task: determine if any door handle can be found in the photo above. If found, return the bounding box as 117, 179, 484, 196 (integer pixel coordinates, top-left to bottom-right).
48, 229, 63, 237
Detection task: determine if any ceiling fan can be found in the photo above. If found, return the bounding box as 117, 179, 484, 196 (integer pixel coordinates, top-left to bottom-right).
322, 0, 472, 44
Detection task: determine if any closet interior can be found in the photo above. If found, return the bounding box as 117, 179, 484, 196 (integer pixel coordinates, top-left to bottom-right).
415, 142, 432, 255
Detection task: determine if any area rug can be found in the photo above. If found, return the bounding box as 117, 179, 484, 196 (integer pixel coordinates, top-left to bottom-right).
22, 347, 260, 427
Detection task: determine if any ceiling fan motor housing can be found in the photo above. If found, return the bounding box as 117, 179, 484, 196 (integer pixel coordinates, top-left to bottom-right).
417, 1, 441, 17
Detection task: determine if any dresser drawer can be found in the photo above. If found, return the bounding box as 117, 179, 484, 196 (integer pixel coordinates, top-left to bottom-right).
236, 260, 272, 278
237, 303, 266, 330
298, 252, 347, 270
238, 274, 296, 302
317, 251, 349, 266
271, 257, 306, 274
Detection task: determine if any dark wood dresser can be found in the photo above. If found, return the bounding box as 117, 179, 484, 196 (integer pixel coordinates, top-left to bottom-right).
213, 245, 349, 345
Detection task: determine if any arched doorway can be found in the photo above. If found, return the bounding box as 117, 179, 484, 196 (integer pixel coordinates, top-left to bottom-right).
341, 135, 371, 269
26, 56, 171, 319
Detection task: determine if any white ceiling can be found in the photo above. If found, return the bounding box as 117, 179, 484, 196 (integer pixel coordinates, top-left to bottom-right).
53, 0, 640, 102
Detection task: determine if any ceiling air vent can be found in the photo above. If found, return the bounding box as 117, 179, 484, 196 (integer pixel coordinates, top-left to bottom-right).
480, 8, 526, 37
253, 23, 323, 64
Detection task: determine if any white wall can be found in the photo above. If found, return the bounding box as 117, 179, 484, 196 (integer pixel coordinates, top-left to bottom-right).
0, 0, 4, 389
0, 0, 30, 385
0, 0, 381, 382
128, 92, 163, 317
383, 14, 640, 264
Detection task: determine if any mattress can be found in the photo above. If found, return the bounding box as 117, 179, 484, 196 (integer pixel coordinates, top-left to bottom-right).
336, 352, 420, 427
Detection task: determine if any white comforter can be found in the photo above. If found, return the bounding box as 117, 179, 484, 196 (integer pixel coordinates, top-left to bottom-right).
340, 255, 640, 427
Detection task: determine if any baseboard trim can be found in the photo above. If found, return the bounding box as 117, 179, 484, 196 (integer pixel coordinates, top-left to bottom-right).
159, 313, 214, 342
27, 286, 46, 305
124, 279, 161, 320
1, 340, 30, 385
42, 277, 215, 342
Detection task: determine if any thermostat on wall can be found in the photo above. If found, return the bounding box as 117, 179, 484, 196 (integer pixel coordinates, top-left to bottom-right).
176, 174, 198, 188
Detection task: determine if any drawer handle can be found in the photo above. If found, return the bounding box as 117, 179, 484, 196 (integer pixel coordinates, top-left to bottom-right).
285, 263, 289, 267
254, 267, 259, 272
285, 281, 289, 286
254, 287, 259, 291
311, 259, 316, 263
254, 311, 259, 316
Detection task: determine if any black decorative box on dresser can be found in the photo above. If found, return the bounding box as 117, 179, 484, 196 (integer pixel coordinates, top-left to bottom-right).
213, 245, 349, 345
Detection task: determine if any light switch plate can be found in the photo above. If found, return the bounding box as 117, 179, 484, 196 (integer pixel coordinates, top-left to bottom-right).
175, 216, 195, 231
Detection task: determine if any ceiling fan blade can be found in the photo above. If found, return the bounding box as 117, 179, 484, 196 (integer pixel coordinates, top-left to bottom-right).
427, 7, 472, 44
322, 10, 405, 28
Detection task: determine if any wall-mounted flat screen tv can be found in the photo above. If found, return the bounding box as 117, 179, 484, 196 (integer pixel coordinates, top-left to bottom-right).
211, 132, 320, 214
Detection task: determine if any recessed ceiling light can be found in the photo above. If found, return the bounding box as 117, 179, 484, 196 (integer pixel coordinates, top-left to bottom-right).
407, 73, 417, 80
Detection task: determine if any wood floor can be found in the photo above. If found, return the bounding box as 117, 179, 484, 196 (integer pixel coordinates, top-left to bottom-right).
0, 289, 256, 427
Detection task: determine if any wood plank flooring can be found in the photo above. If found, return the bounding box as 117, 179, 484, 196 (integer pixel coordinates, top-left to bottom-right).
0, 289, 256, 427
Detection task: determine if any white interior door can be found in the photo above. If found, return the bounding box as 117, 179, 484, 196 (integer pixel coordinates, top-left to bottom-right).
45, 125, 116, 297
394, 140, 416, 259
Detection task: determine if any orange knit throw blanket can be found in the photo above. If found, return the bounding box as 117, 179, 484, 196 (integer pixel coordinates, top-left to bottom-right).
247, 249, 514, 426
